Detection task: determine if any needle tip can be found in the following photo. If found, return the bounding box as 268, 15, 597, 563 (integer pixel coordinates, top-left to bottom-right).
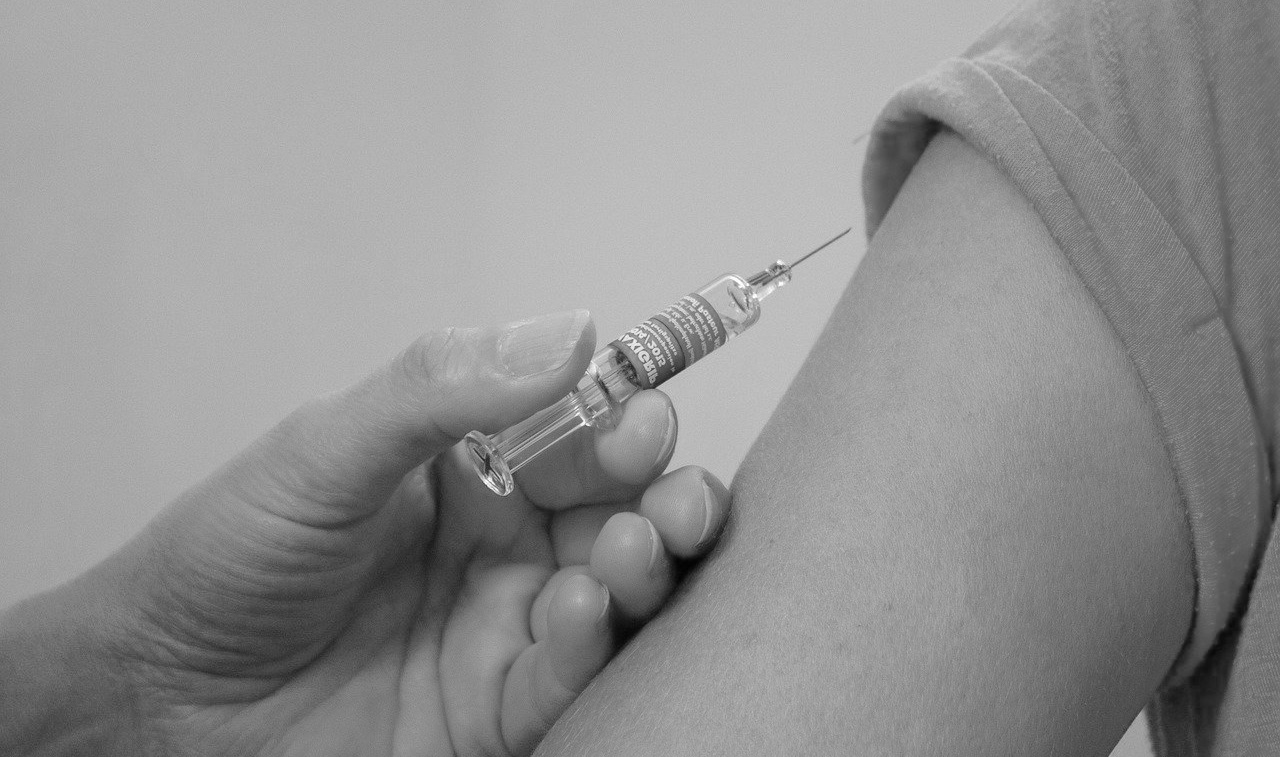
790, 227, 853, 268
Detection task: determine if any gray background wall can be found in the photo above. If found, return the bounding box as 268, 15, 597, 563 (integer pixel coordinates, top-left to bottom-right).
0, 2, 1150, 754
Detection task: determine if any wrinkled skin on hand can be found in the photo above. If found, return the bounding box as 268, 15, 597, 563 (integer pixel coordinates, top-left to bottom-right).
1, 314, 729, 757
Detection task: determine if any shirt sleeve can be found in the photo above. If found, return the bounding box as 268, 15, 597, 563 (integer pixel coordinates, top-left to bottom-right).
860, 0, 1275, 684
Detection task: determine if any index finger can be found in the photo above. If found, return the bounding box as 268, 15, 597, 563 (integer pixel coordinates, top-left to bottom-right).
513, 390, 679, 509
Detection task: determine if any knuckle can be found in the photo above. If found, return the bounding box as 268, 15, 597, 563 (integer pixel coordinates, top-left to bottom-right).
390, 326, 486, 442
399, 327, 455, 384
395, 327, 479, 397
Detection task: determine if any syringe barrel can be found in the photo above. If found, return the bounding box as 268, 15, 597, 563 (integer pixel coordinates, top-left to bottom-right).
466, 272, 767, 496
607, 272, 762, 390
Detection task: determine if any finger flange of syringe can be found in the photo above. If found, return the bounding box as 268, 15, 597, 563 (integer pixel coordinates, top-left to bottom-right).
464, 228, 851, 496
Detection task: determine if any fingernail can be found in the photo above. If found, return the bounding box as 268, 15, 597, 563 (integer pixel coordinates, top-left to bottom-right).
499, 309, 590, 378
596, 582, 611, 626
646, 518, 662, 577
655, 405, 678, 463
696, 479, 718, 550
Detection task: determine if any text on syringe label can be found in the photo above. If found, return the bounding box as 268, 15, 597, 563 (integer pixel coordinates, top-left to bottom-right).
609, 293, 728, 389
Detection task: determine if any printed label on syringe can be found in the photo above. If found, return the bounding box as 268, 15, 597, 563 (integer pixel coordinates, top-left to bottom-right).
609, 293, 728, 389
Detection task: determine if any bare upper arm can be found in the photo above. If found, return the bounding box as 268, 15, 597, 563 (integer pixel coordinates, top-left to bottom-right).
536, 131, 1194, 756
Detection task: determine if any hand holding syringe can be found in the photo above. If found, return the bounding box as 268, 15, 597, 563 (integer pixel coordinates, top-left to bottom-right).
465, 228, 852, 495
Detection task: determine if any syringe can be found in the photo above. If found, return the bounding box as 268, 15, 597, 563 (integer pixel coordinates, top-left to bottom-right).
465, 228, 852, 496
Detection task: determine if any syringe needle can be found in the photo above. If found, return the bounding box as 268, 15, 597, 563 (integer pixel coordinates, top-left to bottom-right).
789, 227, 852, 269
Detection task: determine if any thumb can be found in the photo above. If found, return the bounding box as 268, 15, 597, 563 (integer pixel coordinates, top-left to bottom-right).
240, 309, 595, 520
110, 311, 594, 677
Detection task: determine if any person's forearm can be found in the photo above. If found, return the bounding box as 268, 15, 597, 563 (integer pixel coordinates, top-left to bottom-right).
0, 578, 138, 756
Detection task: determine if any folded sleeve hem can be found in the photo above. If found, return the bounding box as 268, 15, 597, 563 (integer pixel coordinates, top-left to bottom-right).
861, 58, 1266, 684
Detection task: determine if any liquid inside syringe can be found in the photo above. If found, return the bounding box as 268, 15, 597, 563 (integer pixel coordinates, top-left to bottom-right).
465, 228, 852, 496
